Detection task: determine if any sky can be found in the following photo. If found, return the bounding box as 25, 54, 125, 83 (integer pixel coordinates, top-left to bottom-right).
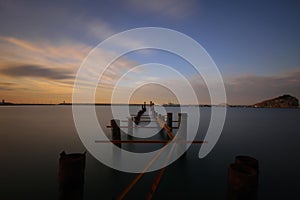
0, 0, 299, 104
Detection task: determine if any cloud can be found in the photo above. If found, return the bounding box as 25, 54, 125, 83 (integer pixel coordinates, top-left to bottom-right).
0, 0, 122, 44
0, 36, 90, 64
0, 82, 15, 91
0, 36, 89, 100
0, 82, 15, 86
0, 65, 74, 80
125, 0, 197, 19
0, 81, 31, 92
0, 36, 143, 84
86, 19, 117, 41
224, 69, 300, 104
127, 83, 179, 104
184, 69, 300, 105
1, 36, 43, 53
0, 35, 146, 103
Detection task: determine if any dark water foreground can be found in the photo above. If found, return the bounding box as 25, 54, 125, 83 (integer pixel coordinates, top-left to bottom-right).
0, 106, 299, 199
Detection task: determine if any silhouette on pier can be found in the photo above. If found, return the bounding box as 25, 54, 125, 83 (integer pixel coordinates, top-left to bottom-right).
134, 102, 147, 125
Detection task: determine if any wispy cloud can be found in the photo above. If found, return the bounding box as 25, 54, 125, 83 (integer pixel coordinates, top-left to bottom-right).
0, 82, 15, 91
126, 0, 197, 19
1, 36, 42, 53
0, 36, 90, 65
0, 65, 74, 80
0, 36, 89, 99
182, 69, 300, 105
0, 35, 145, 103
224, 69, 300, 104
86, 19, 117, 41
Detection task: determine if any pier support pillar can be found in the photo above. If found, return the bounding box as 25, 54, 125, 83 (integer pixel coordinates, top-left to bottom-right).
167, 113, 173, 134
58, 151, 86, 200
127, 117, 133, 137
178, 113, 182, 128
227, 156, 259, 200
111, 119, 121, 148
178, 113, 187, 157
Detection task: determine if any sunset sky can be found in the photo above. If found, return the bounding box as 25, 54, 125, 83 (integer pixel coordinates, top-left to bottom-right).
0, 0, 299, 104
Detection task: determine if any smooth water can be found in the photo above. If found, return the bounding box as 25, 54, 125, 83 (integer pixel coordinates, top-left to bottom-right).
0, 106, 299, 199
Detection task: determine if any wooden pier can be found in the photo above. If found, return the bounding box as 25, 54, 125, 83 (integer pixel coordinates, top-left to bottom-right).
59, 101, 259, 199
97, 101, 207, 199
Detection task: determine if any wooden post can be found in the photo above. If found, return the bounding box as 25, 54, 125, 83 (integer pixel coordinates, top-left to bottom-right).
141, 102, 146, 112
167, 113, 173, 133
111, 119, 121, 148
178, 113, 187, 157
235, 155, 259, 175
127, 117, 133, 137
227, 155, 259, 200
227, 163, 258, 200
58, 151, 86, 200
178, 113, 182, 128
157, 114, 164, 136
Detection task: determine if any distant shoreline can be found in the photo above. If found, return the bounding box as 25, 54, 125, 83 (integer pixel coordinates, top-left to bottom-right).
1, 94, 298, 108
0, 103, 299, 109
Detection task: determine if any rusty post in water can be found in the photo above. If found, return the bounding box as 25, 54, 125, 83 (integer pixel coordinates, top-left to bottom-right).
157, 114, 164, 136
166, 113, 173, 134
58, 151, 86, 200
227, 155, 259, 200
178, 113, 182, 128
178, 113, 187, 157
235, 155, 259, 174
111, 119, 121, 148
127, 117, 133, 137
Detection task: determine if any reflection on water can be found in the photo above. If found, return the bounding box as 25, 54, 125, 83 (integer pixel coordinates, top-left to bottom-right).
0, 106, 300, 199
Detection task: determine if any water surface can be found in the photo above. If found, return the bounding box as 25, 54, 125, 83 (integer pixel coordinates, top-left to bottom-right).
0, 106, 299, 199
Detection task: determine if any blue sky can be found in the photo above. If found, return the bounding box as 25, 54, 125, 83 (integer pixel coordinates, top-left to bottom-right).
0, 0, 299, 104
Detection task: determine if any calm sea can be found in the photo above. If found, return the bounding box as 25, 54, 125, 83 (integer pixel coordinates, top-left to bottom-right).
0, 106, 299, 199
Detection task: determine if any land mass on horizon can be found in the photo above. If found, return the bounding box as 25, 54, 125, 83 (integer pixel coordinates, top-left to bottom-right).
253, 94, 299, 108
1, 94, 299, 108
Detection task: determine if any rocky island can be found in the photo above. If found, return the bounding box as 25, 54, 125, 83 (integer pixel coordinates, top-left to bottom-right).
253, 94, 299, 108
